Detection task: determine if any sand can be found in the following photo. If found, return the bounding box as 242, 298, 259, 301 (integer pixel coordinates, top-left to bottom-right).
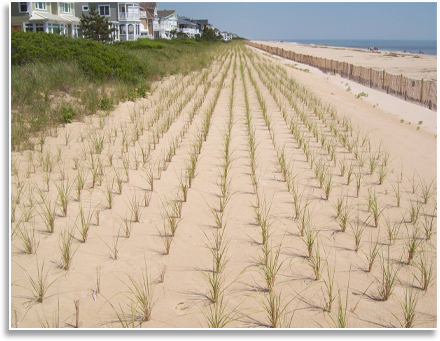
10, 42, 436, 329
257, 41, 437, 84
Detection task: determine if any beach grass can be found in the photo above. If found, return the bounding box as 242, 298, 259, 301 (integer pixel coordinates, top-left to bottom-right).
9, 40, 437, 329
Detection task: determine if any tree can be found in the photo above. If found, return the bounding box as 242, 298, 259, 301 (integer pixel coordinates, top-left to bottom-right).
170, 28, 177, 39
201, 27, 221, 42
79, 5, 116, 43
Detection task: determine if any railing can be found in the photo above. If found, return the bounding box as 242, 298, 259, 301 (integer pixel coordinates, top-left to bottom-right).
153, 24, 172, 31
127, 33, 135, 41
119, 12, 140, 20
180, 28, 199, 35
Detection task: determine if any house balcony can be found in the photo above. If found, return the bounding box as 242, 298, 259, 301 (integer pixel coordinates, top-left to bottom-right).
154, 23, 172, 31
180, 28, 199, 34
120, 33, 136, 41
118, 12, 140, 20
140, 11, 146, 18
179, 28, 199, 36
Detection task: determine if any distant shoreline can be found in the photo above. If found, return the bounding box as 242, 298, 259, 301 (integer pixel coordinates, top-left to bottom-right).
272, 39, 437, 56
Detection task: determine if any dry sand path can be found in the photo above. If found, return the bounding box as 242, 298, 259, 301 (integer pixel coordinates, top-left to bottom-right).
10, 43, 436, 328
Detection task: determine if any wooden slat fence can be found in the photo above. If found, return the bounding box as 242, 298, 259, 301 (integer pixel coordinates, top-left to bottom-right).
245, 41, 437, 111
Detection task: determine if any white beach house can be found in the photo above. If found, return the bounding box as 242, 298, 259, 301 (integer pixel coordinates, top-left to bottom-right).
221, 31, 232, 41
11, 2, 81, 37
154, 9, 178, 39
11, 2, 222, 42
178, 16, 199, 38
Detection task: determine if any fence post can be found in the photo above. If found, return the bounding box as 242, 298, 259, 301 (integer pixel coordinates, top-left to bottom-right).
370, 68, 372, 88
428, 83, 432, 109
400, 74, 403, 95
382, 70, 386, 89
420, 79, 424, 103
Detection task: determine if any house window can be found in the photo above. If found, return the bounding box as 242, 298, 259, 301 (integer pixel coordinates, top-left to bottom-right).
24, 23, 34, 32
48, 23, 61, 34
82, 5, 88, 11
99, 5, 110, 17
74, 25, 83, 38
110, 24, 119, 40
112, 24, 118, 40
19, 2, 28, 13
34, 2, 46, 10
72, 24, 79, 37
120, 24, 126, 34
128, 24, 134, 34
61, 3, 71, 13
35, 23, 44, 32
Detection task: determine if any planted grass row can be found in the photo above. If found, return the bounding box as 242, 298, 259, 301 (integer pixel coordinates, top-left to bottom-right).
242, 46, 436, 327
258, 45, 436, 324
118, 60, 229, 254
243, 56, 321, 248
258, 56, 400, 193
238, 54, 294, 327
248, 47, 434, 234
157, 55, 233, 256
202, 63, 239, 327
247, 50, 412, 236
10, 54, 232, 327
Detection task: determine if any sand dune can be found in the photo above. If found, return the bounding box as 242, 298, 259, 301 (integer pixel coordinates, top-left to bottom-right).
10, 43, 436, 329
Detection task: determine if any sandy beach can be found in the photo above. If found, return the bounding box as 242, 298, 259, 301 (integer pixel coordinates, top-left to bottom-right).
257, 41, 437, 84
10, 42, 436, 328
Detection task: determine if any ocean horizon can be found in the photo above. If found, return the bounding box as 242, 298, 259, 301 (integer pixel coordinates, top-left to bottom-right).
278, 39, 437, 56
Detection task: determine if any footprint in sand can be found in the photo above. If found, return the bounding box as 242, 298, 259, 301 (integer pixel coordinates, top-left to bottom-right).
175, 301, 190, 311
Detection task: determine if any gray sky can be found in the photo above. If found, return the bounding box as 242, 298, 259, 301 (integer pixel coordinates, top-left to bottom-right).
159, 1, 437, 41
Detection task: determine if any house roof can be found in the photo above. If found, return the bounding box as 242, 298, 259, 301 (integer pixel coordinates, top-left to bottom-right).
146, 8, 155, 19
194, 19, 210, 25
178, 16, 197, 26
29, 11, 80, 23
140, 2, 157, 10
60, 14, 80, 23
157, 10, 175, 18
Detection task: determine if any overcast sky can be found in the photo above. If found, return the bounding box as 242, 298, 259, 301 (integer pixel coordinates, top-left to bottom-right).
159, 1, 437, 41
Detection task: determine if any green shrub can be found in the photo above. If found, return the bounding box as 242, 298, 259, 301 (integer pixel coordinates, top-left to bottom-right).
99, 95, 115, 111
356, 92, 368, 99
136, 84, 149, 98
61, 105, 75, 123
114, 38, 165, 50
11, 31, 146, 82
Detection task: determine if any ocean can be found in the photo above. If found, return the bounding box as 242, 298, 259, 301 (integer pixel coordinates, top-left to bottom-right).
282, 39, 437, 56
